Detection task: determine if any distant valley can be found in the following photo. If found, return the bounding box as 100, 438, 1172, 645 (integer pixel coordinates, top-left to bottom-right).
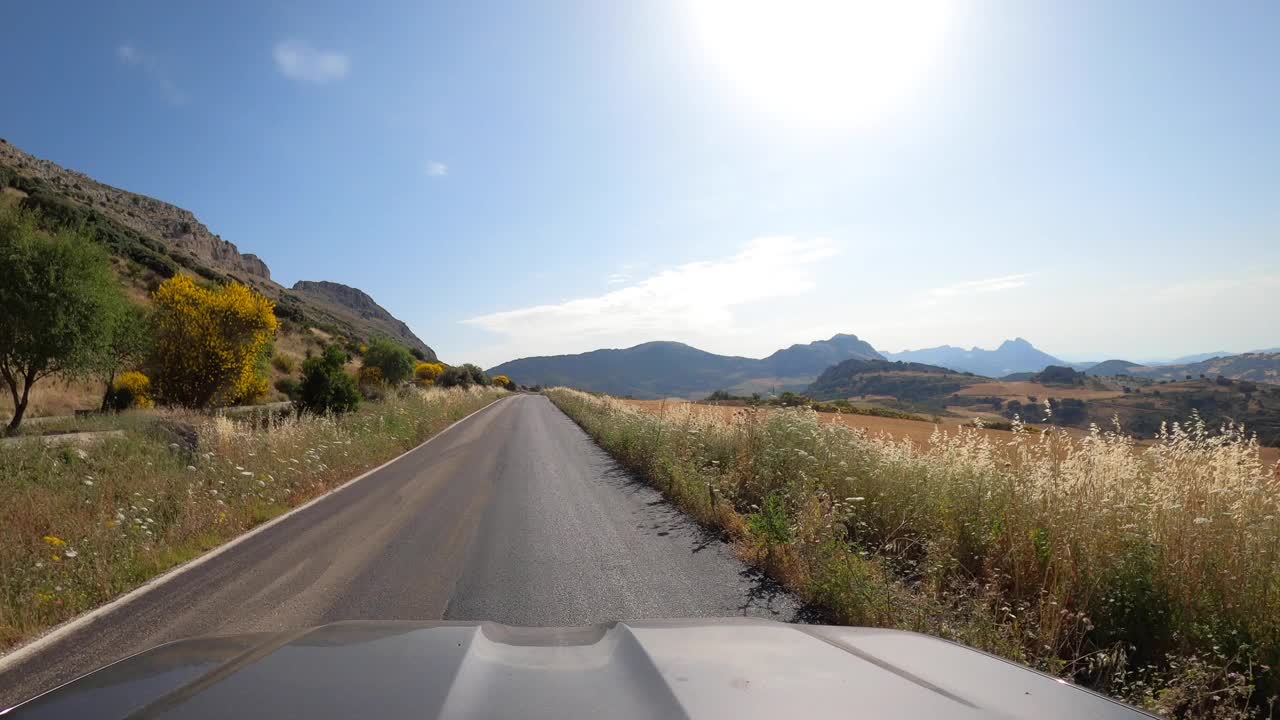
490, 336, 1280, 446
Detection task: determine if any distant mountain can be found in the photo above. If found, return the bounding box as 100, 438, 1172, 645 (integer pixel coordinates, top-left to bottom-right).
1085, 359, 1145, 376
881, 338, 1064, 378
1165, 351, 1233, 365
291, 281, 435, 359
0, 139, 434, 358
806, 359, 980, 403
759, 334, 883, 376
488, 334, 883, 398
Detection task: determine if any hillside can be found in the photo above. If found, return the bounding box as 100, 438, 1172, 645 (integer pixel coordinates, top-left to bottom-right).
487, 334, 882, 398
806, 359, 981, 407
290, 281, 434, 359
1085, 359, 1144, 376
760, 334, 883, 375
881, 338, 1064, 377
1119, 353, 1280, 383
1000, 377, 1280, 446
0, 139, 434, 359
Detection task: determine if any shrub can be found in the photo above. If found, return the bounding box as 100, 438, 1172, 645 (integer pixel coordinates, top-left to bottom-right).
108, 371, 154, 410
274, 377, 301, 401
438, 364, 489, 388
490, 374, 515, 390
414, 362, 445, 387
148, 276, 279, 408
271, 354, 296, 374
362, 339, 415, 386
461, 364, 490, 386
297, 345, 360, 415
357, 365, 385, 400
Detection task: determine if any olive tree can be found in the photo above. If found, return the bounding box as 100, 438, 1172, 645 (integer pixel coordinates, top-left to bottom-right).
0, 205, 122, 433
362, 339, 416, 386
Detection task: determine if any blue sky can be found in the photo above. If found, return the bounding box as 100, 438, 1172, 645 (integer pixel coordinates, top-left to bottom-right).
3, 1, 1277, 366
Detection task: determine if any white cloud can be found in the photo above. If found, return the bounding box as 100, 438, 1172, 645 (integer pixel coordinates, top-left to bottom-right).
426, 161, 448, 177
274, 41, 350, 84
116, 44, 185, 105
605, 273, 631, 285
928, 273, 1034, 298
464, 237, 840, 355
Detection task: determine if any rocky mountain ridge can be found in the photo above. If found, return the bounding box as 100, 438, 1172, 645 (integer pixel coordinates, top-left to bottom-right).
0, 140, 271, 280
0, 138, 434, 359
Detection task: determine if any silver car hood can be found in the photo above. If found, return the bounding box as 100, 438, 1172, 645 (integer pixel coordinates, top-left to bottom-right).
6, 618, 1150, 719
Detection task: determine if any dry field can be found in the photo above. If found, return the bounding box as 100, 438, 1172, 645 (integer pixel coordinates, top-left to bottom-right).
621, 399, 1280, 467
553, 388, 1280, 717
0, 378, 103, 420
954, 380, 1125, 401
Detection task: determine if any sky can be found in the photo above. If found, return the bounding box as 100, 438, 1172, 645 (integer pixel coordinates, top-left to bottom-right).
2, 1, 1277, 367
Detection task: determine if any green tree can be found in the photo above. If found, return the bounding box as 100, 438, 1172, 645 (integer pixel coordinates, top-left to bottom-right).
0, 205, 123, 433
437, 365, 472, 388
96, 303, 151, 411
460, 363, 490, 386
297, 345, 360, 415
362, 339, 416, 386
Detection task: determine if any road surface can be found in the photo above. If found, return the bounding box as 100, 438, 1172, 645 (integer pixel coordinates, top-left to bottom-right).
1, 394, 803, 708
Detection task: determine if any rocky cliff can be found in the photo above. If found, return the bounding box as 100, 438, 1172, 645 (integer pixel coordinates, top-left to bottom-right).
0, 138, 435, 358
0, 139, 271, 280
292, 281, 436, 360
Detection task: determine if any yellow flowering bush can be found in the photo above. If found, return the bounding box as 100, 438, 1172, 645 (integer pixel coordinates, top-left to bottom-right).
149, 276, 279, 407
414, 362, 445, 387
112, 371, 154, 409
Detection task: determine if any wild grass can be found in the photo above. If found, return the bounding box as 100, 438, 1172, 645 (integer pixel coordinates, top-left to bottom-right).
0, 386, 505, 651
547, 388, 1280, 719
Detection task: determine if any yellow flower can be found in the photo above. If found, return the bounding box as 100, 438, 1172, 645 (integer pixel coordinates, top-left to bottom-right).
43, 535, 66, 547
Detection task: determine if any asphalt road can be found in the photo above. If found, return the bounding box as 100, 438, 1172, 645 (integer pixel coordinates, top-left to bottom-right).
0, 394, 802, 707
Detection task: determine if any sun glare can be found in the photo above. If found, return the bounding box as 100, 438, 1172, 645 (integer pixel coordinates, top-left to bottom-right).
686, 0, 957, 130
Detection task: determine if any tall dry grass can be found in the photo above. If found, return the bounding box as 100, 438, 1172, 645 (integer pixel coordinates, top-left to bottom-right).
0, 386, 506, 651
547, 388, 1280, 719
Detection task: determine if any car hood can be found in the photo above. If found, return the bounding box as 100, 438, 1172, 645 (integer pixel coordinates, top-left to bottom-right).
6, 618, 1150, 719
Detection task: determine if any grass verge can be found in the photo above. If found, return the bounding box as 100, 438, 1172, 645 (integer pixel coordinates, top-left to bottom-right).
0, 386, 506, 652
547, 388, 1280, 719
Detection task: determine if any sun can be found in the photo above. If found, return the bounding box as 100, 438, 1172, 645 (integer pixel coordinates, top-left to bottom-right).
686, 0, 957, 131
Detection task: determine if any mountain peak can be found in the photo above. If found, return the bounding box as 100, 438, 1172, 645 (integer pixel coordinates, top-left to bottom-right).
883, 338, 1062, 377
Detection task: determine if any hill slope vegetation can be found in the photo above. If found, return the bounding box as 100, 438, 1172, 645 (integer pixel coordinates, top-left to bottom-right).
806, 359, 981, 407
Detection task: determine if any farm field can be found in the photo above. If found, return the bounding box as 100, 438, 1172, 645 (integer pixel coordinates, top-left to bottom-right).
620, 398, 1280, 467
953, 380, 1126, 401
